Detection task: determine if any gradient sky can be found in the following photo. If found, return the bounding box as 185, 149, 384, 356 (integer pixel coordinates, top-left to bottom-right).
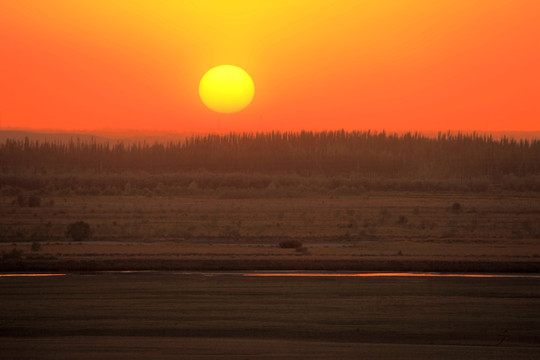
1, 0, 539, 133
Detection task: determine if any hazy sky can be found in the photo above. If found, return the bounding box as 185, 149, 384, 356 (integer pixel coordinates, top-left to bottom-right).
1, 0, 539, 133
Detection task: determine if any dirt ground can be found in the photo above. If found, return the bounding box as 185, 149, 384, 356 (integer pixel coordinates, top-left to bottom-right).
6, 237, 540, 261
2, 192, 539, 271
1, 272, 539, 359
2, 192, 540, 243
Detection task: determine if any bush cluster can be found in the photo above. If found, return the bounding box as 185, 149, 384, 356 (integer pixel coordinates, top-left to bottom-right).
278, 239, 303, 249
65, 221, 92, 242
15, 194, 41, 207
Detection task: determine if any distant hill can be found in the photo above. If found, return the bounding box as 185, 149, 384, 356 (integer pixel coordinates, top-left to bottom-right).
0, 129, 194, 144
0, 130, 110, 144
421, 131, 540, 141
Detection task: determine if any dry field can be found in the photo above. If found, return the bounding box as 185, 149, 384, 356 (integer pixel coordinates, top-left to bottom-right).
3, 192, 540, 241
1, 192, 540, 271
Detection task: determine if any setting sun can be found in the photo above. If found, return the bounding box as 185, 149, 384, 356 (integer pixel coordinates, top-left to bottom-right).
199, 65, 254, 114
1, 1, 539, 132
0, 2, 539, 358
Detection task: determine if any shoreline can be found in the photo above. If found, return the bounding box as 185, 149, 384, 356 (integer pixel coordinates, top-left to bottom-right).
1, 259, 539, 273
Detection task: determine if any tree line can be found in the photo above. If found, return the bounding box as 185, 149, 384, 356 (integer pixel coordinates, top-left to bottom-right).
1, 131, 539, 178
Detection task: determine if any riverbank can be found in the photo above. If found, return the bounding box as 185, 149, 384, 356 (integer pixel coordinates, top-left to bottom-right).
1, 258, 539, 273
2, 238, 539, 273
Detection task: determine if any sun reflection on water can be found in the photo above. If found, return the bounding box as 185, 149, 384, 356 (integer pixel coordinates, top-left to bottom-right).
0, 273, 67, 277
243, 272, 533, 278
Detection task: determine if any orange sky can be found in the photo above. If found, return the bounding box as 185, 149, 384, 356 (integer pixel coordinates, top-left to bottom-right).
1, 0, 539, 133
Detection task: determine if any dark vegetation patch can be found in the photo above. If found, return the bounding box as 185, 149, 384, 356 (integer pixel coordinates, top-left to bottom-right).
1, 131, 539, 195
278, 239, 303, 249
65, 221, 92, 242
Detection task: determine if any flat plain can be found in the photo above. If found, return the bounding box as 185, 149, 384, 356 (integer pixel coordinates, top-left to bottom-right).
1, 191, 540, 359
1, 272, 539, 359
1, 192, 540, 271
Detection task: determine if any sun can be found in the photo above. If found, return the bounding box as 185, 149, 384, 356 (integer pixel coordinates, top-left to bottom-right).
199, 65, 254, 113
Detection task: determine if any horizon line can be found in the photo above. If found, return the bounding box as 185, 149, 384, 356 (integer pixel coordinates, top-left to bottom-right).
2, 126, 540, 135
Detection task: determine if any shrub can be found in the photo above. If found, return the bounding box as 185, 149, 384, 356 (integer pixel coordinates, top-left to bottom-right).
31, 242, 42, 252
346, 219, 358, 229
278, 239, 303, 249
65, 221, 92, 242
15, 194, 41, 207
17, 195, 27, 207
449, 202, 462, 213
28, 195, 41, 207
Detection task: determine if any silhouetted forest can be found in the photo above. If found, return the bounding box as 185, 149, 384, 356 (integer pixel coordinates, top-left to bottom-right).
1, 131, 539, 194
3, 131, 539, 175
